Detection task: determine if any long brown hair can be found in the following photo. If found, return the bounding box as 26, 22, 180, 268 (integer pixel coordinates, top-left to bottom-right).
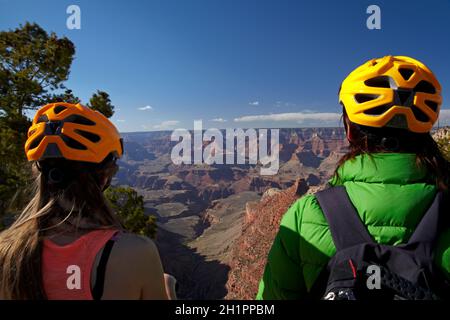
334, 110, 450, 191
0, 155, 123, 299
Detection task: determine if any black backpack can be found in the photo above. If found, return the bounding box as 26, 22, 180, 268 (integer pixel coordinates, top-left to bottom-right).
314, 186, 449, 300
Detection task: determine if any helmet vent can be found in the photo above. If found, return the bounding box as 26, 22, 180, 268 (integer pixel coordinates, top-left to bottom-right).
411, 105, 429, 122
61, 134, 88, 150
29, 135, 44, 150
75, 129, 101, 143
64, 115, 96, 126
385, 114, 408, 129
45, 121, 63, 135
395, 89, 414, 106
42, 143, 63, 159
37, 115, 49, 123
425, 100, 438, 112
363, 104, 391, 116
354, 94, 380, 103
414, 80, 436, 94
54, 105, 67, 114
398, 68, 414, 81
364, 76, 391, 88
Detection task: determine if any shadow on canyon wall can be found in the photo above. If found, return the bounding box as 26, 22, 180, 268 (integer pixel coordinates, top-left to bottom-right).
156, 227, 230, 299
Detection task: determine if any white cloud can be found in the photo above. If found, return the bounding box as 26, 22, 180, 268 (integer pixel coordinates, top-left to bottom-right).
234, 112, 341, 123
138, 105, 153, 111
211, 118, 227, 122
249, 101, 260, 106
116, 119, 126, 122
153, 120, 180, 130
233, 109, 450, 127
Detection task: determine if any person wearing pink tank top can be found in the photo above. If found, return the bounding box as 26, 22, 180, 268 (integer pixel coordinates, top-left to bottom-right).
0, 103, 176, 300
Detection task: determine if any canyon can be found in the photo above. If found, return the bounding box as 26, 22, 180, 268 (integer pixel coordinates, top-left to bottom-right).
114, 127, 348, 299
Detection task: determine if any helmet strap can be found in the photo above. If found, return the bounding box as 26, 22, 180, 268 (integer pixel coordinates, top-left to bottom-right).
101, 175, 113, 191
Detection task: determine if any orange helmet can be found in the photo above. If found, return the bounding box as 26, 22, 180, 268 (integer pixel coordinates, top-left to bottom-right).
339, 56, 442, 133
25, 102, 123, 163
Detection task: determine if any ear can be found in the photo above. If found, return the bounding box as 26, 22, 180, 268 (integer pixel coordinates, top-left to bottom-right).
343, 115, 356, 142
345, 121, 352, 141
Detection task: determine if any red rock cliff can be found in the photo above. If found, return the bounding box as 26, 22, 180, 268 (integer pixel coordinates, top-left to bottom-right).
225, 179, 309, 299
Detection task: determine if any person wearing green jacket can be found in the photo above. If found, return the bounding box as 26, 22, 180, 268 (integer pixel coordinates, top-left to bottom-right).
257, 55, 450, 300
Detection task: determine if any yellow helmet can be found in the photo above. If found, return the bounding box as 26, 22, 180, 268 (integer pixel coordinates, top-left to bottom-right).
339, 56, 442, 133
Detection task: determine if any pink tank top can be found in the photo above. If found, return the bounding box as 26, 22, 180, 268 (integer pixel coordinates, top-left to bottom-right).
42, 229, 118, 300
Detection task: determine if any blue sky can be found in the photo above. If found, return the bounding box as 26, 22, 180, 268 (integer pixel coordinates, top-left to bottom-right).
1, 0, 450, 131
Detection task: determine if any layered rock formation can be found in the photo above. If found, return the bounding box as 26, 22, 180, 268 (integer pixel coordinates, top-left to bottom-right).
225, 179, 309, 299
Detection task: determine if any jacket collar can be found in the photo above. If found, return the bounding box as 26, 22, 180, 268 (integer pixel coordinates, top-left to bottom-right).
330, 153, 429, 185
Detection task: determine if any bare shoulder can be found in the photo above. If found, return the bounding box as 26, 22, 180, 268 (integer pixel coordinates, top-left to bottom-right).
114, 232, 156, 249
104, 233, 162, 286
101, 232, 166, 299
112, 233, 160, 261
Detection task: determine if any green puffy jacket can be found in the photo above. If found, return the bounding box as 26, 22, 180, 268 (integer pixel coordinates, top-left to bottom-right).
257, 153, 450, 299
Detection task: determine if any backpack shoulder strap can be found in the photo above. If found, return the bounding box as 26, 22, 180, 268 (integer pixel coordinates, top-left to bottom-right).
407, 191, 446, 246
316, 186, 374, 251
